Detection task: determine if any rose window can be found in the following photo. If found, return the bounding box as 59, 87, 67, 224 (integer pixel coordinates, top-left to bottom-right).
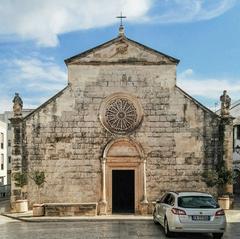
100, 93, 143, 134
105, 99, 138, 132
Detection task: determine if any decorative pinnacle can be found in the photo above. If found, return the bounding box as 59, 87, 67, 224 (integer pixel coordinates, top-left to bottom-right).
116, 12, 126, 36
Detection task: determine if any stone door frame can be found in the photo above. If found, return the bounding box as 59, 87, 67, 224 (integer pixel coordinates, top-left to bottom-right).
99, 138, 148, 215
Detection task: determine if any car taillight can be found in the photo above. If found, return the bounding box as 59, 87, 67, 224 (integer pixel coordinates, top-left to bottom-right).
215, 209, 225, 216
171, 208, 186, 215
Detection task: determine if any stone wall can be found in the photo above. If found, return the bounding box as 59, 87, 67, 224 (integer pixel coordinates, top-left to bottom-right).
22, 62, 221, 208
145, 87, 221, 201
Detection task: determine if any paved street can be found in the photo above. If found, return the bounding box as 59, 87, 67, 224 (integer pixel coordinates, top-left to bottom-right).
0, 215, 240, 239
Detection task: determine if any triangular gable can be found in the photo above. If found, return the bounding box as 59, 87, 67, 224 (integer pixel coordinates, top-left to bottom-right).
176, 86, 220, 117
65, 36, 180, 65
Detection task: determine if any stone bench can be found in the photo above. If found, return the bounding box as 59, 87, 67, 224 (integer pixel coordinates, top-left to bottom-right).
44, 203, 97, 216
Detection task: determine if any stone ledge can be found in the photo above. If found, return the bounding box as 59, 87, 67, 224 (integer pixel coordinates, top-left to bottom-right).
44, 203, 97, 216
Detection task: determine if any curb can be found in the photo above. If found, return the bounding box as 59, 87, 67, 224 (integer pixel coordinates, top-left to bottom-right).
1, 213, 153, 223
2, 210, 240, 223
1, 213, 29, 222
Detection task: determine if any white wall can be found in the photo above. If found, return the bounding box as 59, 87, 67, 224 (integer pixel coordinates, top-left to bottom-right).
231, 102, 240, 169
0, 121, 7, 185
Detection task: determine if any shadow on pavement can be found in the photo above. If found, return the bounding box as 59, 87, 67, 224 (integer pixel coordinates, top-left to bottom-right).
156, 224, 212, 239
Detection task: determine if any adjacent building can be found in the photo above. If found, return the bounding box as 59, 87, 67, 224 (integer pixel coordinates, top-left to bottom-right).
0, 121, 7, 186
229, 100, 240, 194
0, 109, 33, 184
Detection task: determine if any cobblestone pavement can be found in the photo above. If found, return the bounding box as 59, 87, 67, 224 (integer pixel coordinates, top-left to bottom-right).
0, 215, 240, 239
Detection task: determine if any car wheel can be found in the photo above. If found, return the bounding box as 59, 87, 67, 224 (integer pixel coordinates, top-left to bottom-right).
164, 218, 173, 238
153, 209, 158, 224
212, 233, 224, 239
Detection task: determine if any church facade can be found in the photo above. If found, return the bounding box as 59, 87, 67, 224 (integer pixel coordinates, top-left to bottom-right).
10, 29, 233, 215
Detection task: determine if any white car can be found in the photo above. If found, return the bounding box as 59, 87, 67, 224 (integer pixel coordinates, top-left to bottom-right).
153, 191, 226, 238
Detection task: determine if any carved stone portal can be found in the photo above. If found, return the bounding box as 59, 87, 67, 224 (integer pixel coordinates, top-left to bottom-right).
99, 93, 143, 134
101, 138, 148, 215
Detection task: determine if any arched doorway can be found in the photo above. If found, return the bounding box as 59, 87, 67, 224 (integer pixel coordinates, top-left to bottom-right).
99, 138, 147, 214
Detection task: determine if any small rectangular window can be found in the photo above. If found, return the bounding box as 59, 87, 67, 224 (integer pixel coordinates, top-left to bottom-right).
8, 140, 11, 147
0, 177, 3, 186
0, 133, 3, 149
8, 156, 11, 164
237, 125, 240, 140
8, 123, 11, 130
1, 154, 4, 170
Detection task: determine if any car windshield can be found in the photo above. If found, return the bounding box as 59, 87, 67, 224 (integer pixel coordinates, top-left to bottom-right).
178, 196, 219, 209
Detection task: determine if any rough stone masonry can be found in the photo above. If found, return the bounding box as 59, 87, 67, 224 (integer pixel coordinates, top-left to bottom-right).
10, 29, 233, 215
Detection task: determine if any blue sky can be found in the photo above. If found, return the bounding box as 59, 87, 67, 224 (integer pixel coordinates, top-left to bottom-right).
0, 0, 240, 113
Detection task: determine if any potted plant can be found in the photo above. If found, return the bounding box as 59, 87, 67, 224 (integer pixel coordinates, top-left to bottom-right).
29, 170, 46, 216
13, 172, 28, 213
202, 163, 233, 209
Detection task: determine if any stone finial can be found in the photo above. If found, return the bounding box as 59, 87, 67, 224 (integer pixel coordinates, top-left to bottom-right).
12, 92, 23, 117
118, 25, 125, 36
220, 90, 231, 117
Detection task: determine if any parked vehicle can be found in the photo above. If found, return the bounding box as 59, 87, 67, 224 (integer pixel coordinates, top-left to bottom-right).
153, 191, 226, 238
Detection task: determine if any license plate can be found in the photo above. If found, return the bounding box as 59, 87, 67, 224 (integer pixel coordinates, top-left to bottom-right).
192, 215, 210, 221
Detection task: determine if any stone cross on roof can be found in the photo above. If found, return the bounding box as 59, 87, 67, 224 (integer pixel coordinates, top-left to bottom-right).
116, 12, 126, 36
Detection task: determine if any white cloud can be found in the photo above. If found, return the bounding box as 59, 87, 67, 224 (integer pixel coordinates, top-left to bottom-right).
0, 97, 13, 113
0, 57, 67, 113
23, 96, 51, 110
178, 68, 240, 102
146, 0, 236, 24
12, 58, 66, 91
12, 58, 66, 86
0, 0, 236, 47
0, 96, 40, 112
0, 0, 152, 47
